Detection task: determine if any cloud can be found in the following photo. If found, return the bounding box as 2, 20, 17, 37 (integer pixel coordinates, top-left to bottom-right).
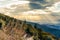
0, 0, 30, 8
0, 0, 5, 1
47, 2, 60, 13
29, 0, 54, 9
21, 9, 50, 15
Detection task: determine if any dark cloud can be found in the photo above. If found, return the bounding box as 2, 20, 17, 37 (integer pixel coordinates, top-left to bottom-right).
30, 0, 47, 4
29, 0, 53, 10
29, 3, 45, 9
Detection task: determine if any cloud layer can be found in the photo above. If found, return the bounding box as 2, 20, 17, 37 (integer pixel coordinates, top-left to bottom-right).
47, 2, 60, 13
29, 0, 54, 9
0, 0, 60, 24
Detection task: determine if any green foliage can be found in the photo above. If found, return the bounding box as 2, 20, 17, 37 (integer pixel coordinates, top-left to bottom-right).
0, 13, 59, 40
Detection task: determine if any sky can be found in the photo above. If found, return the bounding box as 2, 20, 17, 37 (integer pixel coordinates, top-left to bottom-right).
0, 0, 29, 7
0, 0, 60, 24
0, 0, 60, 13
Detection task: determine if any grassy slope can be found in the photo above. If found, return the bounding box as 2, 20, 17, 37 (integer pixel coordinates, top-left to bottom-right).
0, 13, 59, 40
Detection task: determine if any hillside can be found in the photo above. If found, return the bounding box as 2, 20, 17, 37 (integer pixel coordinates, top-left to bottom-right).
0, 13, 59, 40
